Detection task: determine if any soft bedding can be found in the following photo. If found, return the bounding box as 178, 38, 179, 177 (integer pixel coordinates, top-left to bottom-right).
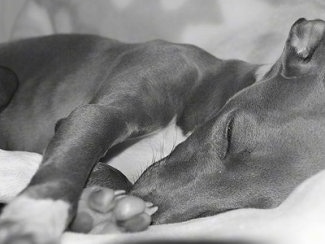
1, 149, 324, 244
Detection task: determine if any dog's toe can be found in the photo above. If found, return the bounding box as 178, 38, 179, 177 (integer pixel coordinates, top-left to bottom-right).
117, 212, 152, 232
71, 186, 157, 234
88, 187, 120, 213
69, 211, 94, 233
70, 186, 118, 233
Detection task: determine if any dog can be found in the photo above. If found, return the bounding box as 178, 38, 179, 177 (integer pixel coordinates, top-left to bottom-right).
1, 18, 325, 243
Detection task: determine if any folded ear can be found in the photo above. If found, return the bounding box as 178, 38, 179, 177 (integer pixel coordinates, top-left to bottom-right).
0, 66, 18, 112
282, 18, 325, 77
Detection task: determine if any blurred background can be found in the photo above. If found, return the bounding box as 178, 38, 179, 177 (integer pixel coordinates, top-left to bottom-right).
1, 0, 325, 64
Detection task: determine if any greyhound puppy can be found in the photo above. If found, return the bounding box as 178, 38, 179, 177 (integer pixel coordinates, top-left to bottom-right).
0, 18, 325, 243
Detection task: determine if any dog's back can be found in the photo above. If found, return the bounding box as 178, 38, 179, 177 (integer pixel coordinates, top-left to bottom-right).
0, 35, 127, 151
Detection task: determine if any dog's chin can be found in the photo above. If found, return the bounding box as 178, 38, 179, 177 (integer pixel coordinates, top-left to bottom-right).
151, 213, 180, 225
151, 207, 237, 225
150, 209, 201, 225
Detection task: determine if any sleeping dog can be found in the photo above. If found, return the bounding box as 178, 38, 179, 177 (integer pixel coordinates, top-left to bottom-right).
1, 18, 325, 243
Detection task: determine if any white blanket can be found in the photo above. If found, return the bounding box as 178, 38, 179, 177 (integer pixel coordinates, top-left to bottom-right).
1, 148, 325, 244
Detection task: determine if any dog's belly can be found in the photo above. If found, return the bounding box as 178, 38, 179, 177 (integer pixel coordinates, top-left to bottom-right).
0, 98, 88, 152
108, 119, 188, 182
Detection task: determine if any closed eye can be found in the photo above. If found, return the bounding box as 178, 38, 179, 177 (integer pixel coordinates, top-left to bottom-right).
225, 117, 234, 156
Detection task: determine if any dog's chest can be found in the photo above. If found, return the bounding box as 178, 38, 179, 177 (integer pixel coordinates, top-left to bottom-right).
108, 120, 188, 183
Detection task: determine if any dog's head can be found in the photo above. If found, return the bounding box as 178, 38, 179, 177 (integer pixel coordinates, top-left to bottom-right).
131, 18, 325, 224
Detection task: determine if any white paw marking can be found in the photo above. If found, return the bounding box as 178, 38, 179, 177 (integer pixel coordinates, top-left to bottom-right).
0, 196, 70, 243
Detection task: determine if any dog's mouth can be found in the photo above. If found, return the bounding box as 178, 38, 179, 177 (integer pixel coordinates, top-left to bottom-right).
149, 206, 239, 225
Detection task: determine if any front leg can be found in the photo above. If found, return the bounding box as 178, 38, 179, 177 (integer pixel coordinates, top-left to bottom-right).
0, 104, 158, 244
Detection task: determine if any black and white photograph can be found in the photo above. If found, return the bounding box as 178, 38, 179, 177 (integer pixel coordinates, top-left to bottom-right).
0, 1, 325, 243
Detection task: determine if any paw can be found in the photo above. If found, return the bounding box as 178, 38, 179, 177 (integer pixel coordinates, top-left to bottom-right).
0, 196, 69, 244
0, 220, 47, 244
70, 186, 158, 234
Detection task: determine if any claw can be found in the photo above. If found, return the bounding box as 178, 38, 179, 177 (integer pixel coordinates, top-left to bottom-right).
145, 206, 158, 216
114, 190, 126, 196
145, 202, 154, 207
115, 194, 127, 200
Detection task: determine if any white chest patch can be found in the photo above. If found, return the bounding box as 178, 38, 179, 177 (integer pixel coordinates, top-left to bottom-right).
108, 119, 189, 182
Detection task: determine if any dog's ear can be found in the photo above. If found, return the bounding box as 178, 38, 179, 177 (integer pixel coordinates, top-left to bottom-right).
282, 18, 325, 77
0, 66, 18, 111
